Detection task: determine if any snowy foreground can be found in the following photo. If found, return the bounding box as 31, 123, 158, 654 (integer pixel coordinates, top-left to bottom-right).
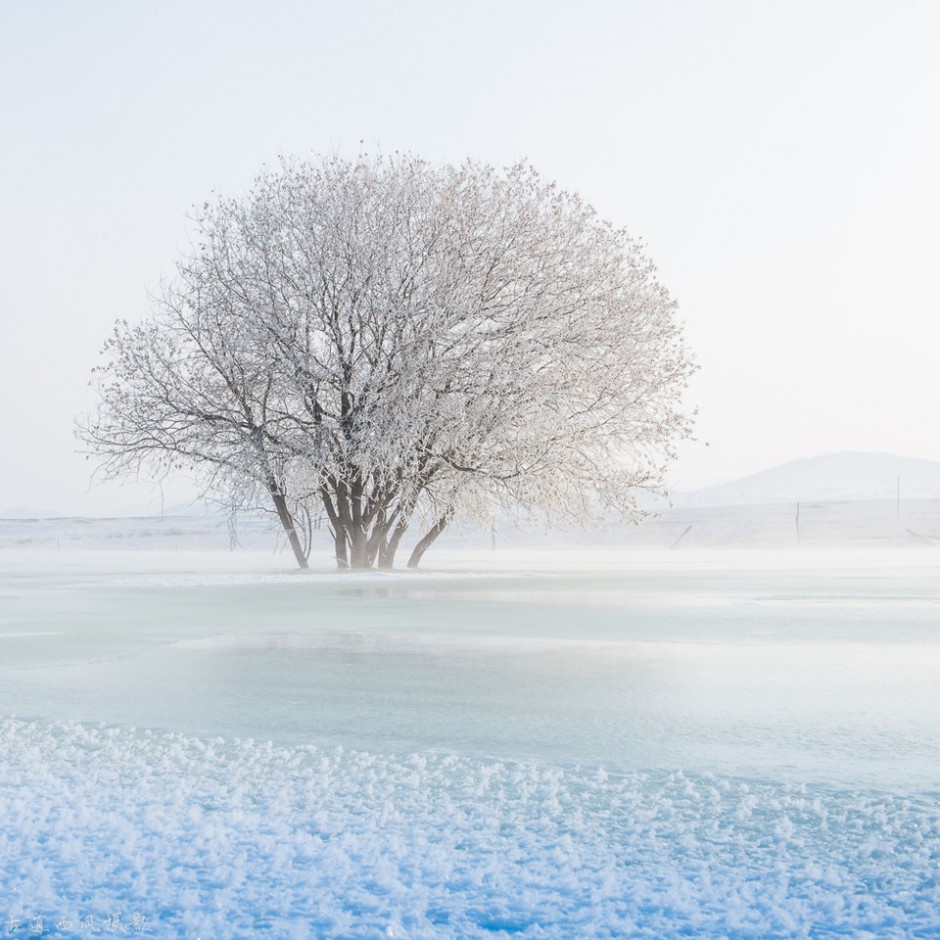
1, 538, 939, 938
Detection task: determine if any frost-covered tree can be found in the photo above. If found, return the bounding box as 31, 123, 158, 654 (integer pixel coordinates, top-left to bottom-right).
81, 154, 694, 569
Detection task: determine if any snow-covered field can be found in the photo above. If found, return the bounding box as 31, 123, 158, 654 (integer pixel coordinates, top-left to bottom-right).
2, 521, 939, 937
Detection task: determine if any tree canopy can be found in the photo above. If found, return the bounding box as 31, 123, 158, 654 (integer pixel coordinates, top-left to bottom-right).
82, 154, 694, 568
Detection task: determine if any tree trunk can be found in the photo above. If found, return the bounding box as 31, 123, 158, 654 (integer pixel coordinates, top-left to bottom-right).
320, 486, 349, 569
377, 519, 409, 570
406, 517, 449, 569
367, 519, 391, 568
267, 481, 308, 569
333, 525, 350, 568
348, 525, 370, 569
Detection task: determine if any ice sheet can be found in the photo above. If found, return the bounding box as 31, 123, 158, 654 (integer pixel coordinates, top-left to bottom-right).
2, 547, 938, 790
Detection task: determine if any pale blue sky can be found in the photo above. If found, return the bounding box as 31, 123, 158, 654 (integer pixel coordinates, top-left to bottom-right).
2, 0, 938, 514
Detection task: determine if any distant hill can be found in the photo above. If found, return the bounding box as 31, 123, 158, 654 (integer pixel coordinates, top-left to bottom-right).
679, 452, 940, 507
0, 500, 222, 521
0, 507, 64, 519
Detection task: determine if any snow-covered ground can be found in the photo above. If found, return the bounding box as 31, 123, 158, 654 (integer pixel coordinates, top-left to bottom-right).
1, 522, 939, 937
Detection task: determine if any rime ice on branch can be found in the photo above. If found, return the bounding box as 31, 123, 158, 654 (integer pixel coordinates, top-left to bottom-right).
80, 155, 694, 569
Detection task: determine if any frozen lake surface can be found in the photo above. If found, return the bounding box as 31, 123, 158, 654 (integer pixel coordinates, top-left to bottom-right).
1, 542, 939, 937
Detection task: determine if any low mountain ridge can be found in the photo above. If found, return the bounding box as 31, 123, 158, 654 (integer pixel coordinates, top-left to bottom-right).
0, 506, 65, 519
679, 452, 940, 507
